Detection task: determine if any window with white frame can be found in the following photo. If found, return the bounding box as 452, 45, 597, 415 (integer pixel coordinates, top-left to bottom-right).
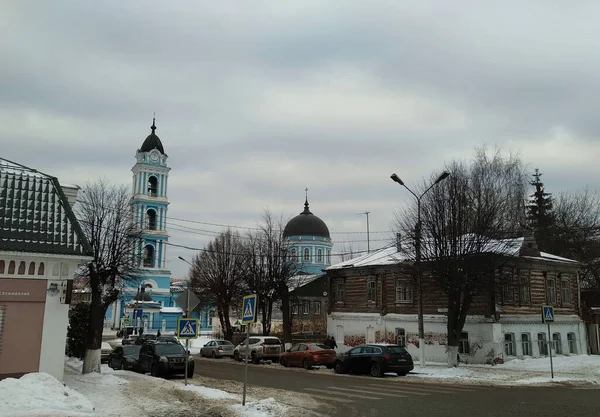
395, 279, 413, 303
567, 332, 577, 354
501, 268, 514, 304
538, 332, 548, 356
519, 269, 531, 304
546, 273, 556, 305
317, 249, 323, 262
521, 333, 532, 356
302, 301, 310, 315
314, 301, 321, 315
504, 333, 515, 356
560, 274, 572, 305
395, 328, 406, 347
459, 332, 470, 355
552, 333, 562, 354
303, 248, 310, 262
367, 279, 377, 302
335, 282, 345, 303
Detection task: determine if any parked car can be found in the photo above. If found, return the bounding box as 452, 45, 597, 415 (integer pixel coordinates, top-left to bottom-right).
121, 335, 138, 346
333, 344, 414, 377
157, 335, 179, 343
101, 342, 113, 363
134, 334, 157, 345
279, 343, 336, 370
233, 336, 282, 364
108, 345, 141, 371
138, 340, 194, 378
200, 340, 235, 358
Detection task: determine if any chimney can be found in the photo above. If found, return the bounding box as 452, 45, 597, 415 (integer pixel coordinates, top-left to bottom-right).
518, 229, 541, 257
60, 184, 81, 207
396, 233, 402, 252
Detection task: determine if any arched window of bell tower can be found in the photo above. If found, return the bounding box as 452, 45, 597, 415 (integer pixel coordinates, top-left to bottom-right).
317, 249, 323, 263
143, 245, 155, 267
147, 176, 158, 197
303, 248, 310, 262
147, 209, 157, 230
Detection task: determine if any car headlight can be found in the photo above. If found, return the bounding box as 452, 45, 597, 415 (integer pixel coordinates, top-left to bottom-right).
188, 355, 194, 362
159, 356, 168, 363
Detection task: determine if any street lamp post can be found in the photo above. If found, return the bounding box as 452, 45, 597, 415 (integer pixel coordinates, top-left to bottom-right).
390, 170, 449, 368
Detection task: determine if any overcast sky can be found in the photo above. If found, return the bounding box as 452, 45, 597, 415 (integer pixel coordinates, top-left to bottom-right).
2, 1, 600, 280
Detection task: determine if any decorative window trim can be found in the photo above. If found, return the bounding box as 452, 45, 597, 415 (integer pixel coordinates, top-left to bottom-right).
395, 278, 413, 304
458, 331, 470, 355
303, 248, 310, 262
560, 274, 572, 306
366, 278, 377, 303
317, 249, 323, 263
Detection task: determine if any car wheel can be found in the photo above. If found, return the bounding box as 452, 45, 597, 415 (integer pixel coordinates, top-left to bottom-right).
370, 362, 382, 378
251, 351, 260, 364
118, 362, 124, 371
334, 361, 345, 374
150, 364, 159, 377
211, 351, 217, 359
234, 351, 241, 362
302, 359, 312, 370
280, 357, 288, 367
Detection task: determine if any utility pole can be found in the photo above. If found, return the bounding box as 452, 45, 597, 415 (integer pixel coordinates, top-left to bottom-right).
358, 212, 371, 253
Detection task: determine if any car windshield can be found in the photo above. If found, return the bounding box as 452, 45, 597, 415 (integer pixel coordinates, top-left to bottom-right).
263, 338, 281, 345
123, 346, 141, 356
217, 341, 233, 346
155, 344, 185, 355
308, 344, 329, 350
387, 346, 408, 354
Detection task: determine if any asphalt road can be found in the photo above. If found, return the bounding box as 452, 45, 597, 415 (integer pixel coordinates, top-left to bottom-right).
194, 357, 600, 417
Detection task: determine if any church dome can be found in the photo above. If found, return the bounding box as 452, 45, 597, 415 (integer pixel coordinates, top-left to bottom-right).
283, 199, 330, 239
140, 118, 165, 154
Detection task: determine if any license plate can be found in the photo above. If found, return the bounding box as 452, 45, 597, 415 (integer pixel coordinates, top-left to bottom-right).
398, 359, 407, 362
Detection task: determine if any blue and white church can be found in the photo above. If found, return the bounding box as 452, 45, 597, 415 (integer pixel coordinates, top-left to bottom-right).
283, 195, 333, 274
105, 119, 203, 332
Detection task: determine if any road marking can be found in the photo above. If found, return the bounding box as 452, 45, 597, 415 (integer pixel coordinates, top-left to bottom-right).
368, 383, 480, 394
304, 388, 380, 401
328, 386, 408, 398
363, 384, 432, 396
303, 393, 353, 403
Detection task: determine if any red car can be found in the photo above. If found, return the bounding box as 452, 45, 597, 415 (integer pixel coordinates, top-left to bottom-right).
279, 343, 336, 370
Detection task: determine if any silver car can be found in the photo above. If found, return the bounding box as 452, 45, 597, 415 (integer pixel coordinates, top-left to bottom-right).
233, 336, 282, 364
200, 340, 235, 358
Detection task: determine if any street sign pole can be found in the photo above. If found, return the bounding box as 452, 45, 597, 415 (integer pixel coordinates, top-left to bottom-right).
241, 294, 257, 407
185, 338, 190, 386
547, 323, 554, 379
542, 305, 555, 379
176, 317, 199, 387
242, 324, 250, 406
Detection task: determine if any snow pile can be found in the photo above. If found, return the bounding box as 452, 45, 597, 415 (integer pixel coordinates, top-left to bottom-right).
231, 398, 289, 417
180, 384, 236, 399
180, 336, 212, 354
410, 366, 481, 380
498, 355, 600, 375
0, 372, 95, 417
65, 356, 84, 372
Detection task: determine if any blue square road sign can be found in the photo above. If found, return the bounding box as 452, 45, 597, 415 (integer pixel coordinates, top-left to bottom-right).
242, 294, 257, 324
542, 305, 554, 324
177, 318, 199, 339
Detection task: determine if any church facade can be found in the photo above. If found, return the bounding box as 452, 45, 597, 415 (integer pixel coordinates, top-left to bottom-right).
284, 197, 333, 335
104, 120, 198, 332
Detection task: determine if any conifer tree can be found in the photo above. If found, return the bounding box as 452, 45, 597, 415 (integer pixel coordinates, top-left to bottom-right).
526, 168, 555, 249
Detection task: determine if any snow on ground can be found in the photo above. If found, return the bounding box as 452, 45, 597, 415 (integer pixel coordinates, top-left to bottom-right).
0, 372, 95, 417
409, 355, 600, 386
1, 357, 307, 417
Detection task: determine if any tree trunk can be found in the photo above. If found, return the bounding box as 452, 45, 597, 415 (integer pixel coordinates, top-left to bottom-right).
262, 298, 273, 335
281, 291, 292, 349
446, 296, 460, 368
222, 303, 233, 341
82, 302, 105, 374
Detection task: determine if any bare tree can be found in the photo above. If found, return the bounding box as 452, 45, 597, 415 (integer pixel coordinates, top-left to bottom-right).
189, 229, 247, 341
396, 148, 527, 366
338, 242, 358, 262
551, 188, 600, 287
76, 180, 140, 374
244, 210, 300, 341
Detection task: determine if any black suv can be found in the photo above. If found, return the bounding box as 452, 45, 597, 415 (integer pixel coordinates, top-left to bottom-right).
333, 344, 414, 377
138, 341, 194, 378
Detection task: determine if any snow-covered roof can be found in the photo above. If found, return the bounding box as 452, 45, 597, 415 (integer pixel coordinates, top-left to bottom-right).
327, 236, 578, 271
160, 306, 183, 314
288, 273, 324, 291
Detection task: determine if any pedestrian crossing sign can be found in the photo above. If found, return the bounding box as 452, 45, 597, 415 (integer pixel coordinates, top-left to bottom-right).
242, 294, 257, 324
177, 318, 199, 339
121, 317, 130, 327
542, 305, 555, 324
